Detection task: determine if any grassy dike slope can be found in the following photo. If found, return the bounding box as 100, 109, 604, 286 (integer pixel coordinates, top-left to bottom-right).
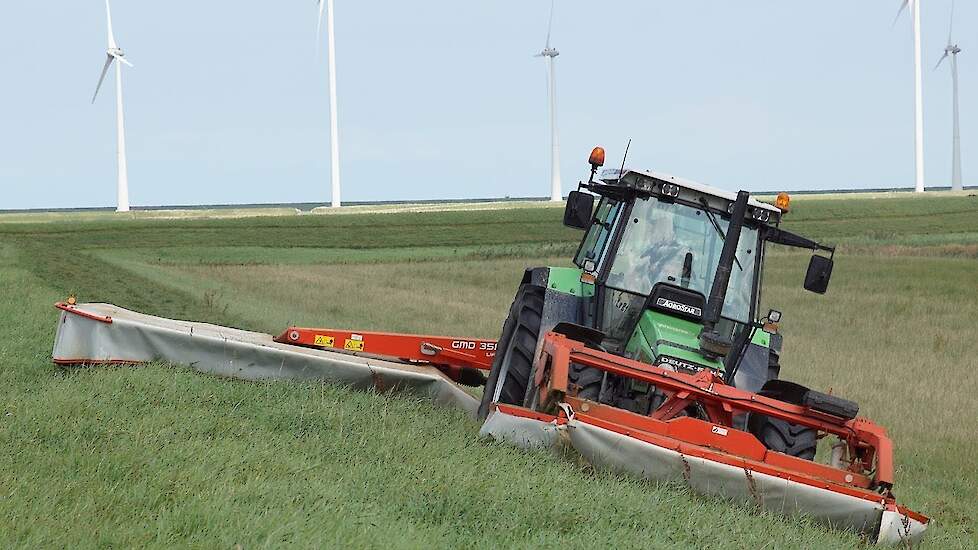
1, 195, 976, 548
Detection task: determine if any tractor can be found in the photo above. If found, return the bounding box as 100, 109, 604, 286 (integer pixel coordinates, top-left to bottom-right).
479, 146, 846, 461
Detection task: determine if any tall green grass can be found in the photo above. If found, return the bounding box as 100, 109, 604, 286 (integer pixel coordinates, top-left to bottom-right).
0, 251, 864, 549
1, 195, 976, 548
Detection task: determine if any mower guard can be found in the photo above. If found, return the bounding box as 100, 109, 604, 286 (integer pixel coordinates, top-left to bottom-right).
52, 303, 478, 415
480, 330, 929, 545
481, 405, 927, 545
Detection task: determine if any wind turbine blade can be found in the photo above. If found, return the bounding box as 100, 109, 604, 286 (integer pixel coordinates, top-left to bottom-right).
105, 0, 117, 49
316, 0, 325, 53
110, 52, 133, 67
544, 0, 555, 49
946, 0, 955, 46
892, 0, 909, 27
935, 52, 949, 70
92, 54, 114, 103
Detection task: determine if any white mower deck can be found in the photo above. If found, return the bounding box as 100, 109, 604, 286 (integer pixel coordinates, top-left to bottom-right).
480, 406, 927, 545
52, 303, 478, 415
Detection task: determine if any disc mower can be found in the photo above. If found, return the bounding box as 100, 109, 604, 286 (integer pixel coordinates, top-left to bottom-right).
269, 148, 927, 543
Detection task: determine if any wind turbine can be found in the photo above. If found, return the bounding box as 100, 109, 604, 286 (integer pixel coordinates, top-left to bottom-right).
92, 0, 133, 212
935, 0, 963, 191
895, 0, 926, 193
317, 0, 341, 207
537, 0, 562, 202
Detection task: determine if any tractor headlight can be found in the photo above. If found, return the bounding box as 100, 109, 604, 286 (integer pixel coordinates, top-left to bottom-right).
752, 208, 771, 222
660, 182, 681, 198
633, 174, 655, 192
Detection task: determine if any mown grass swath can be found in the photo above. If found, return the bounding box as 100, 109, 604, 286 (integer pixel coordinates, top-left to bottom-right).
0, 195, 976, 547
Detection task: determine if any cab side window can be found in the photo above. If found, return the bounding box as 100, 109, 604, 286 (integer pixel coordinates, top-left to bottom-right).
574, 198, 621, 268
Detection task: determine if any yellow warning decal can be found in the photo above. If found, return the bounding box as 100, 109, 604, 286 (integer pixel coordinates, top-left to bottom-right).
314, 335, 335, 347
344, 338, 364, 352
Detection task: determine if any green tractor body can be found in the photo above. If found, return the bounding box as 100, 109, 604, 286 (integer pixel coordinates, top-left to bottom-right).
544, 267, 727, 372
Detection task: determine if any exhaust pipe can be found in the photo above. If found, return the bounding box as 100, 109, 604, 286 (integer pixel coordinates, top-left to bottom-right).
699, 190, 750, 358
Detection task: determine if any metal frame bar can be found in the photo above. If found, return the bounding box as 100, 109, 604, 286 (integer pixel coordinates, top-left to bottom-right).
56, 302, 113, 324
275, 326, 497, 383
528, 331, 894, 489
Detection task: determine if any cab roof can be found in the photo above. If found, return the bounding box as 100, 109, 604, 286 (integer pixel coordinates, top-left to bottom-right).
600, 168, 782, 214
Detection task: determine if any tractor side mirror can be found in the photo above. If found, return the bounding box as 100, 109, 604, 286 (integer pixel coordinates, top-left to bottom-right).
563, 191, 594, 229
804, 255, 833, 294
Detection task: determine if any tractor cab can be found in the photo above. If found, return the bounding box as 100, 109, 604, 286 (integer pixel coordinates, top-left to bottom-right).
562, 148, 835, 397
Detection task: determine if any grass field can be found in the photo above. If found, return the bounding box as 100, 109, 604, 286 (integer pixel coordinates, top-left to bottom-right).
1, 194, 977, 548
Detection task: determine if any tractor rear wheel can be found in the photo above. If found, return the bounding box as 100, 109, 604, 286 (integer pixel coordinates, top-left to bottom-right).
478, 285, 545, 419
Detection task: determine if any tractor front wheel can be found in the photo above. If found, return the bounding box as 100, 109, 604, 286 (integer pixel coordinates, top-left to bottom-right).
746, 382, 817, 461
747, 415, 817, 461
477, 285, 545, 419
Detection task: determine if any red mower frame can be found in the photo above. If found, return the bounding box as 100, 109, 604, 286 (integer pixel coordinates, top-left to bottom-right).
496, 331, 926, 521
275, 326, 496, 385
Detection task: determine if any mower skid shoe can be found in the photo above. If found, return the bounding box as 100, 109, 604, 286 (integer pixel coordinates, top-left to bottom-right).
479, 408, 561, 450
877, 506, 929, 545
479, 405, 928, 546
52, 303, 479, 415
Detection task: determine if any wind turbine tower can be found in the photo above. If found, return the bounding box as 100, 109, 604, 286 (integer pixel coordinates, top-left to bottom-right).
936, 1, 963, 191
317, 0, 341, 207
538, 1, 562, 202
91, 0, 133, 212
896, 0, 926, 193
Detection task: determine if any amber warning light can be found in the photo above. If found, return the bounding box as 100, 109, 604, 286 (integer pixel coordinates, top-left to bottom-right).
775, 192, 791, 212
589, 147, 606, 168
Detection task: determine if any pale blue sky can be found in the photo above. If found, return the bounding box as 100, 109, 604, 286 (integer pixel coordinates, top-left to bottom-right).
1, 1, 974, 209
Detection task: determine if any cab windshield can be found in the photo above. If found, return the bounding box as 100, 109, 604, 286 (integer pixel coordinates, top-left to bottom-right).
606, 197, 758, 323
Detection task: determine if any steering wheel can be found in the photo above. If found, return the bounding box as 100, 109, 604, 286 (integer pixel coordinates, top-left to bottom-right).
640, 242, 681, 267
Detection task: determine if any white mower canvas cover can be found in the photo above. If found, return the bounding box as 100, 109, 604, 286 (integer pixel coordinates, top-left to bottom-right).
52, 303, 478, 415
479, 407, 927, 546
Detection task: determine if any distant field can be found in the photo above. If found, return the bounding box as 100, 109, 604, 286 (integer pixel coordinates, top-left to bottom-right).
0, 206, 304, 224
1, 194, 976, 547
1, 187, 973, 223
0, 200, 564, 224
